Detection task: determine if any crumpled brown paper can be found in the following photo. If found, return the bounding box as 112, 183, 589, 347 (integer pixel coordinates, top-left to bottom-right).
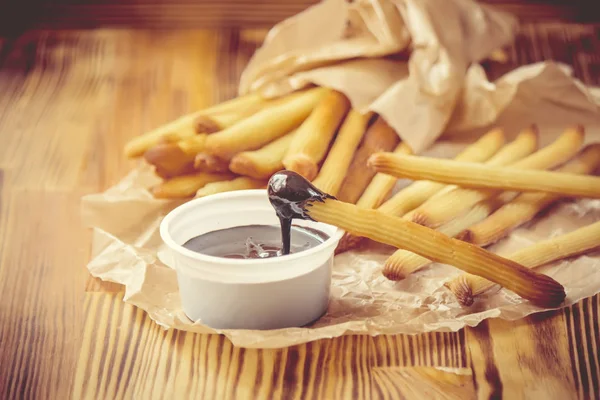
82, 0, 600, 348
239, 0, 518, 152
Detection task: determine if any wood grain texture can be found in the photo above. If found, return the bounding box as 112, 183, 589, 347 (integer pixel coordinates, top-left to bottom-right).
0, 190, 90, 398
0, 24, 598, 399
1, 0, 599, 35
73, 293, 468, 399
371, 366, 477, 400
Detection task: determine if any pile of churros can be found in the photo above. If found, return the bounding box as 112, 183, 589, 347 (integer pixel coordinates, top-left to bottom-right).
124, 87, 403, 199
124, 86, 600, 307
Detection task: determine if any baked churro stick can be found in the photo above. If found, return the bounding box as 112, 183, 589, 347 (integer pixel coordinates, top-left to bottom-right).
446, 220, 600, 306
377, 128, 506, 217
337, 117, 400, 204
382, 194, 512, 280
403, 127, 582, 228
312, 110, 373, 195
373, 152, 600, 197
283, 90, 351, 180
381, 131, 583, 277
460, 144, 600, 246
152, 172, 235, 199
268, 171, 566, 307
144, 143, 196, 178
126, 119, 197, 159
229, 130, 296, 179
192, 112, 247, 135
370, 143, 599, 196
370, 126, 592, 206
204, 88, 327, 160
356, 143, 413, 209
196, 177, 266, 198
199, 91, 266, 116
335, 129, 506, 254
334, 142, 412, 254
194, 153, 230, 173
124, 92, 270, 158
380, 130, 539, 277
178, 134, 208, 156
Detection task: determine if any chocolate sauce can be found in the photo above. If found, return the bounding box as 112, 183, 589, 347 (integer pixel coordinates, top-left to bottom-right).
267, 171, 334, 254
183, 224, 329, 259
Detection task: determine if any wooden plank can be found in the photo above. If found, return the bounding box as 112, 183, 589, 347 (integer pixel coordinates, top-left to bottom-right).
85, 277, 123, 292
72, 293, 467, 399
466, 297, 600, 399
563, 296, 600, 399
0, 190, 90, 399
371, 366, 476, 400
467, 314, 576, 399
484, 23, 600, 85
1, 1, 598, 33
0, 29, 219, 190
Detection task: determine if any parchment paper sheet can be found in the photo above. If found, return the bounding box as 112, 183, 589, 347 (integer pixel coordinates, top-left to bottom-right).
81, 0, 600, 348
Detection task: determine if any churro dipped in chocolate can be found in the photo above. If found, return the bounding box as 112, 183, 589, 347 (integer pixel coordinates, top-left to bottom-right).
312, 110, 373, 195
337, 117, 400, 204
446, 220, 600, 306
335, 128, 506, 254
267, 171, 566, 307
382, 194, 513, 280
283, 90, 351, 180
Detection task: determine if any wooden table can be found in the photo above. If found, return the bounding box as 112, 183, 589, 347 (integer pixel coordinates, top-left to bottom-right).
0, 23, 599, 399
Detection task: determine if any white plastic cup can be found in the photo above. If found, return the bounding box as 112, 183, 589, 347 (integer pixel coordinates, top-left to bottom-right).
160, 189, 343, 330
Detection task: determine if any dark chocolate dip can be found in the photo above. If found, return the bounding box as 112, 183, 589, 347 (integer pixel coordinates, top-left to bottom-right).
183, 224, 328, 259
267, 171, 335, 255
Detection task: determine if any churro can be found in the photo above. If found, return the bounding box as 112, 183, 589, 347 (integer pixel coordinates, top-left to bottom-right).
124, 92, 270, 158
369, 128, 592, 221
382, 194, 511, 280
381, 128, 540, 277
204, 88, 327, 160
337, 117, 400, 204
152, 172, 235, 199
336, 128, 506, 254
334, 142, 411, 254
377, 128, 506, 217
196, 177, 266, 198
229, 130, 297, 179
446, 220, 600, 306
194, 153, 230, 173
283, 90, 351, 180
144, 143, 196, 178
460, 144, 600, 246
312, 110, 373, 195
267, 171, 566, 307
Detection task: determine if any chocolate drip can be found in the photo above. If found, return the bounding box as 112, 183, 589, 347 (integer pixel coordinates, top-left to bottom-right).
268, 171, 334, 254
279, 216, 292, 255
